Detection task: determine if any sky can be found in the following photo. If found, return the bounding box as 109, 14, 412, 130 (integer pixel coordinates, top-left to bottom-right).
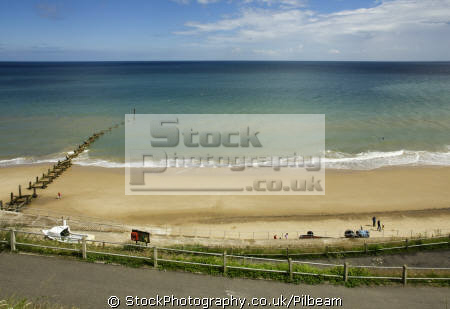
0, 0, 449, 61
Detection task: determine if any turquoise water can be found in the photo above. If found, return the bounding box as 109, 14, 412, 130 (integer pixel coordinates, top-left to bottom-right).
0, 61, 449, 169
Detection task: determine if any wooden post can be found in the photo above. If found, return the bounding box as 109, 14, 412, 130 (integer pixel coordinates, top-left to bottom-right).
364, 242, 368, 254
325, 245, 329, 255
153, 247, 158, 268
288, 258, 293, 281
10, 228, 16, 252
343, 262, 349, 282
405, 238, 409, 249
286, 247, 289, 259
18, 185, 22, 197
223, 250, 227, 275
28, 181, 32, 189
36, 176, 39, 184
10, 192, 13, 204
81, 236, 87, 259
0, 200, 3, 210
402, 265, 408, 286
32, 187, 37, 198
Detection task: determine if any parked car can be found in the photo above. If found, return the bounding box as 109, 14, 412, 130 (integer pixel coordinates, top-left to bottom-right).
299, 231, 315, 239
344, 229, 356, 238
356, 229, 370, 238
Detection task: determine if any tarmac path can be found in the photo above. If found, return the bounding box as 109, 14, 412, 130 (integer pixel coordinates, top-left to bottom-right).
0, 253, 448, 309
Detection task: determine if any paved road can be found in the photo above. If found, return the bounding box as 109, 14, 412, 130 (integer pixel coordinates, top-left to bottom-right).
0, 253, 448, 309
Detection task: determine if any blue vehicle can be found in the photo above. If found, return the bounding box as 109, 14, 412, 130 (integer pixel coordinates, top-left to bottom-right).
356, 229, 370, 238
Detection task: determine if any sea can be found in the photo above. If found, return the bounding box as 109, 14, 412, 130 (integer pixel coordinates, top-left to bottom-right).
0, 61, 449, 170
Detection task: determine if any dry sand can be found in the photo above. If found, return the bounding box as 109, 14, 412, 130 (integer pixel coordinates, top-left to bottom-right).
1, 164, 449, 238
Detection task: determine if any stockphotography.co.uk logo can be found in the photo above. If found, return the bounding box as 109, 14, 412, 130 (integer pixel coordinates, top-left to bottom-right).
125, 114, 325, 195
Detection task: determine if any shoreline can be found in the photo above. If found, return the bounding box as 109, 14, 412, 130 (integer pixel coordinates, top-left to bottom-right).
1, 164, 449, 239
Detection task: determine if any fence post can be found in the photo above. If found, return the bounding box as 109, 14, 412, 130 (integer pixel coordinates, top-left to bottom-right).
9, 228, 16, 252
81, 236, 87, 259
364, 242, 368, 254
288, 258, 293, 282
153, 247, 158, 268
343, 262, 348, 282
0, 200, 3, 210
405, 238, 409, 249
223, 250, 227, 275
402, 265, 408, 286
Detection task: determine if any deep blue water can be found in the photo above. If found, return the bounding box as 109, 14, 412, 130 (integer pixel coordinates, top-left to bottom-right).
0, 61, 449, 169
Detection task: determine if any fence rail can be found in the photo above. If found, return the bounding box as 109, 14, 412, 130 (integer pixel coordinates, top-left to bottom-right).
1, 228, 449, 285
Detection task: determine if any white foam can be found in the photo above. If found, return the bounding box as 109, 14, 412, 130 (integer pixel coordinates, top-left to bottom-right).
2, 148, 450, 170
324, 149, 450, 170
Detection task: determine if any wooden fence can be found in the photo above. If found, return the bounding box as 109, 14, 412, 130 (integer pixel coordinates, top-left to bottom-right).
1, 228, 449, 285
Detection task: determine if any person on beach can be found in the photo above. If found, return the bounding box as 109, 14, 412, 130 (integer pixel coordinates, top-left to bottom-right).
57, 192, 61, 200
377, 220, 381, 231
273, 234, 277, 240
372, 216, 376, 227
285, 233, 288, 239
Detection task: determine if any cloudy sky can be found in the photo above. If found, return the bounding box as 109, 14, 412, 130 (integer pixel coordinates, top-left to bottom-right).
1, 0, 449, 61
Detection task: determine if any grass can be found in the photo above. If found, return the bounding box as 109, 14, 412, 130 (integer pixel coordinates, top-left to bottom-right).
167, 236, 450, 259
0, 296, 77, 309
0, 231, 449, 287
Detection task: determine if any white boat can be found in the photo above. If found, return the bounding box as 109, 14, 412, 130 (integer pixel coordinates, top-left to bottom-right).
42, 220, 93, 243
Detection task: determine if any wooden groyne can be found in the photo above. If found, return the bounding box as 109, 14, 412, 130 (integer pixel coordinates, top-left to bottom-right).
0, 122, 124, 212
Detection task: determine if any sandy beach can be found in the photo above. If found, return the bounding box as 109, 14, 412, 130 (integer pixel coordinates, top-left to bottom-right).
1, 164, 449, 239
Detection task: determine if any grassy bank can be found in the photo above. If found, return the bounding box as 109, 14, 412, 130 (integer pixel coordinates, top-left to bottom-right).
1, 231, 449, 287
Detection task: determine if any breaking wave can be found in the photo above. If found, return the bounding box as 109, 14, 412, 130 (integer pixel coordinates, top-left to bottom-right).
1, 148, 450, 170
